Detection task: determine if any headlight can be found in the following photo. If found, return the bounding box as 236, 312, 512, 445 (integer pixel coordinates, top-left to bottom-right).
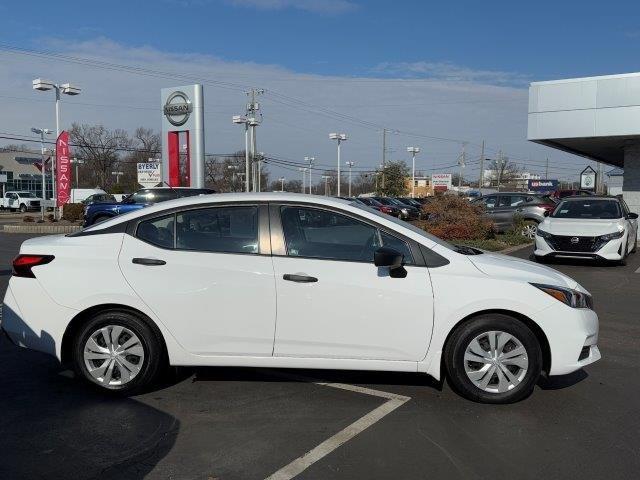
536, 228, 552, 239
600, 230, 624, 241
531, 283, 593, 309
401, 208, 408, 214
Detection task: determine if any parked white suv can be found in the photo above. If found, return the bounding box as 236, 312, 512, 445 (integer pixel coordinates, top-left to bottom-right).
535, 196, 638, 264
2, 193, 600, 403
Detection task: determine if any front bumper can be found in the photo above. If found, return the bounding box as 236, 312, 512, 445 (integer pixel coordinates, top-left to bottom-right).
534, 235, 625, 261
532, 301, 600, 376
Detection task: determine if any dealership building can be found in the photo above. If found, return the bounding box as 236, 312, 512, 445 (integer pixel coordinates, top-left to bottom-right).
0, 151, 54, 198
528, 72, 640, 220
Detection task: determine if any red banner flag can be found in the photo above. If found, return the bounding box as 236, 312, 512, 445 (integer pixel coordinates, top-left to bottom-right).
56, 131, 72, 206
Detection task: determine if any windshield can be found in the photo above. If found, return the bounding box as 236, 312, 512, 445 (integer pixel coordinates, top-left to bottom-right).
16, 192, 37, 198
351, 201, 458, 252
552, 199, 622, 219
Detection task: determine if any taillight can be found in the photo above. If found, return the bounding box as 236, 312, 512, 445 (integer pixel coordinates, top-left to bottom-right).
380, 206, 392, 213
12, 254, 54, 278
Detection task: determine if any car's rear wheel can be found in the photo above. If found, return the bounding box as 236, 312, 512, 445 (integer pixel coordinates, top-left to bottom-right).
444, 314, 542, 403
72, 310, 164, 394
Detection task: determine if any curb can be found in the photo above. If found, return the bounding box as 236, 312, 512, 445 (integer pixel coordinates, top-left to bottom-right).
499, 242, 534, 254
1, 225, 82, 234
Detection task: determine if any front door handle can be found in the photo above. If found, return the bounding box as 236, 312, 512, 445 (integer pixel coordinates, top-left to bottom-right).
283, 273, 318, 283
132, 257, 166, 266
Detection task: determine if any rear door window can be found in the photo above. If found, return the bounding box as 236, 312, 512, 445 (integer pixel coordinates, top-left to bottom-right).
137, 214, 175, 248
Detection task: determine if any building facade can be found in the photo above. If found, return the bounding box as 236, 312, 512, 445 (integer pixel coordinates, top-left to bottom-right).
0, 151, 54, 198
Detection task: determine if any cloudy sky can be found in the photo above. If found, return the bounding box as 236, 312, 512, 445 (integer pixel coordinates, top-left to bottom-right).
2, 0, 640, 183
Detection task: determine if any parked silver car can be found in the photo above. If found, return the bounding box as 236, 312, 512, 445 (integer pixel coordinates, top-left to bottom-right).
473, 192, 557, 238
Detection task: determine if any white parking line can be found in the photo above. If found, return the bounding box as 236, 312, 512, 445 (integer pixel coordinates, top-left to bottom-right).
264, 372, 411, 480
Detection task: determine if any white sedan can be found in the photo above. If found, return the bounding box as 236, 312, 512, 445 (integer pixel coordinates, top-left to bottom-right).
535, 196, 638, 264
2, 193, 600, 403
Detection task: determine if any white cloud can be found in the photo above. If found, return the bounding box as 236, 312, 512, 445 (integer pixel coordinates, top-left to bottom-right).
0, 38, 590, 182
373, 61, 530, 87
228, 0, 358, 14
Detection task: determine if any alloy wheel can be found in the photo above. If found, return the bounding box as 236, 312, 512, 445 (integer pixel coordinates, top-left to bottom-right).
463, 330, 529, 394
521, 223, 537, 239
83, 325, 145, 387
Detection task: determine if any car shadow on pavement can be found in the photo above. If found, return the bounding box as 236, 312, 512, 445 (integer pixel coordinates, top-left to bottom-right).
537, 369, 588, 390
0, 335, 180, 480
193, 365, 442, 390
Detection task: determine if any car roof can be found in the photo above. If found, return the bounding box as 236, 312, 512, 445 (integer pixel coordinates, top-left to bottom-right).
559, 195, 618, 201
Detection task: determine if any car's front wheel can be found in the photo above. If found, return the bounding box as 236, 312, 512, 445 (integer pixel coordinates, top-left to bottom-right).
444, 314, 542, 403
19, 204, 27, 213
520, 220, 538, 239
72, 310, 164, 394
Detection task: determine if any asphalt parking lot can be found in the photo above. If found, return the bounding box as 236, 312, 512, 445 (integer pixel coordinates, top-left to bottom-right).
1, 233, 639, 480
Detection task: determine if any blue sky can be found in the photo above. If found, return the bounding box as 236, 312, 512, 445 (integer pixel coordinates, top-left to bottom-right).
2, 0, 639, 182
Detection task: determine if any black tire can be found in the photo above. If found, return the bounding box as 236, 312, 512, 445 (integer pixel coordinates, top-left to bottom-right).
19, 204, 27, 213
444, 314, 542, 404
72, 310, 164, 395
91, 214, 112, 225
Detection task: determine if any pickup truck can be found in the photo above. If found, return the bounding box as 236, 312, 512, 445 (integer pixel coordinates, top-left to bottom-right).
1, 191, 43, 212
83, 187, 216, 226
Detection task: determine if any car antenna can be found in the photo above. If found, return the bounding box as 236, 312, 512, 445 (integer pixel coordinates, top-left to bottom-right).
163, 181, 177, 193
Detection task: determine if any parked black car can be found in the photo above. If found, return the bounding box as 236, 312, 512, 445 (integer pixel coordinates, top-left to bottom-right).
374, 197, 420, 220
357, 197, 401, 217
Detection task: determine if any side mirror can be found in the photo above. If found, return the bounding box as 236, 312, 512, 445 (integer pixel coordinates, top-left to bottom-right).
374, 247, 407, 278
543, 210, 550, 217
628, 212, 639, 219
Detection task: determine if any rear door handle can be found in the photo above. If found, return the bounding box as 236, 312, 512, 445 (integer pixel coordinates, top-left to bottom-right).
283, 274, 318, 283
132, 257, 166, 266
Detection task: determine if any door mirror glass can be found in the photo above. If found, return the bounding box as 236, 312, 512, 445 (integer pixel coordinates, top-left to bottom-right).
374, 247, 403, 268
628, 212, 639, 219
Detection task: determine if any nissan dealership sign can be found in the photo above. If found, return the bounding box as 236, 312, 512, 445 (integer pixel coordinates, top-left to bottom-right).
163, 91, 193, 126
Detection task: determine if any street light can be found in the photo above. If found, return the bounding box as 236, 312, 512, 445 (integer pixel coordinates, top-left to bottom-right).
31, 127, 52, 221
279, 177, 286, 192
304, 156, 315, 194
407, 147, 421, 198
111, 171, 124, 184
299, 167, 307, 193
33, 78, 81, 213
232, 115, 250, 192
329, 133, 347, 196
345, 161, 355, 197
322, 175, 330, 196
70, 158, 85, 189
228, 164, 240, 192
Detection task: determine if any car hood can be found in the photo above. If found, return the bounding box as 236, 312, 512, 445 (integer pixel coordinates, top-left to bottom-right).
539, 218, 624, 236
467, 251, 579, 290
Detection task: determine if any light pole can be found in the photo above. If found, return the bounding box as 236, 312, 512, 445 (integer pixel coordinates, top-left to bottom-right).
111, 171, 124, 184
322, 175, 330, 196
228, 165, 240, 192
329, 133, 347, 196
345, 161, 355, 197
406, 147, 421, 198
31, 127, 52, 221
33, 79, 81, 214
299, 168, 307, 193
279, 177, 285, 192
304, 156, 315, 194
70, 158, 85, 190
232, 115, 250, 192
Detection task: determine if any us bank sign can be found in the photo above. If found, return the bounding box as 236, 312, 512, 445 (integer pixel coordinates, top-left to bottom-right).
161, 85, 205, 188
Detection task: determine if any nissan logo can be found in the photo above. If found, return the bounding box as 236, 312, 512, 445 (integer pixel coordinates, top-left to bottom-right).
570, 237, 580, 244
163, 91, 192, 126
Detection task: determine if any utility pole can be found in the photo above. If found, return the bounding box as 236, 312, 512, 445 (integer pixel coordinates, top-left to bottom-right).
407, 147, 420, 198
299, 167, 307, 193
382, 128, 387, 189
458, 143, 467, 190
245, 88, 263, 192
545, 157, 549, 179
478, 140, 485, 191
346, 161, 355, 197
322, 175, 330, 195
305, 156, 315, 194
496, 150, 503, 192
279, 177, 285, 192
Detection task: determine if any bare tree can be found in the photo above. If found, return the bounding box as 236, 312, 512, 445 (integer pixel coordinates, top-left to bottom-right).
69, 123, 132, 189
